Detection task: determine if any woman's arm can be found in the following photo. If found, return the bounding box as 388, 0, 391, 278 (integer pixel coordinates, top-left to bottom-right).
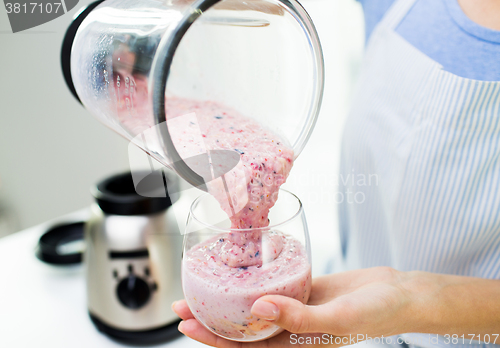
408, 271, 500, 336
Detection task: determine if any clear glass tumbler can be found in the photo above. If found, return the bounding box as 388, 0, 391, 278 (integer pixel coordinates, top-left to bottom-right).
182, 190, 311, 342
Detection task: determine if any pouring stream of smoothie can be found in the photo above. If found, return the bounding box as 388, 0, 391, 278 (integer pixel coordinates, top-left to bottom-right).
165, 97, 293, 267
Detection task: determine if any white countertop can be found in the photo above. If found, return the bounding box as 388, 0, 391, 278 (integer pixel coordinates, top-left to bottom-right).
0, 206, 340, 348
0, 210, 207, 348
0, 200, 341, 348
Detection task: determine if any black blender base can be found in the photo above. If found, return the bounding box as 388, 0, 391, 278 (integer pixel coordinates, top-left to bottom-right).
89, 312, 182, 346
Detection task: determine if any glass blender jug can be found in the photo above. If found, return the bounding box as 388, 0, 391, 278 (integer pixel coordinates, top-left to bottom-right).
61, 0, 324, 188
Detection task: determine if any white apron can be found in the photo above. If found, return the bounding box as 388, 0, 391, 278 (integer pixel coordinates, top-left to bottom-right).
339, 0, 500, 347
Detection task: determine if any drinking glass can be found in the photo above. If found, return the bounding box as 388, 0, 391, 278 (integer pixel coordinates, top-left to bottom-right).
182, 190, 311, 342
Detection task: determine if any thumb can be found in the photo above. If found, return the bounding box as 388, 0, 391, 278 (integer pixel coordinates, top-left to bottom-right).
250, 295, 325, 334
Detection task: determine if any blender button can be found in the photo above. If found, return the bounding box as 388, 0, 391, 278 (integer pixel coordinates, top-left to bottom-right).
116, 275, 151, 309
113, 270, 118, 278
144, 267, 150, 276
128, 264, 133, 273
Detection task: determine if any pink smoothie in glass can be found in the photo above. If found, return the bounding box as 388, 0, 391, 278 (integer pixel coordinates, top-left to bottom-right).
182, 231, 311, 341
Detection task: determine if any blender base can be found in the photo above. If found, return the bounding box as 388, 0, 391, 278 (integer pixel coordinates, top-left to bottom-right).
89, 312, 182, 346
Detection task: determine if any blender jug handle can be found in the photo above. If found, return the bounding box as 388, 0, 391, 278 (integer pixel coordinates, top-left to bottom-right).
61, 0, 105, 104
60, 0, 208, 191
149, 0, 221, 192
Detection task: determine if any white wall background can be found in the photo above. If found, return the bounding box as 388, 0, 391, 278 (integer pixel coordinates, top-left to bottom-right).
0, 0, 364, 275
284, 0, 364, 274
0, 0, 130, 233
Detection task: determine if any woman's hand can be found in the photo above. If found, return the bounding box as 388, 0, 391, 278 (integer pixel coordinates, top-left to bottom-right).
173, 267, 500, 347
172, 267, 419, 347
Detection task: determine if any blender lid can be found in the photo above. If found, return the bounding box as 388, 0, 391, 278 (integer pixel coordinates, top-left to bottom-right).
92, 171, 178, 216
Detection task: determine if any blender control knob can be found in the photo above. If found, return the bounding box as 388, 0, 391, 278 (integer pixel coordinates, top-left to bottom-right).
116, 275, 151, 309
